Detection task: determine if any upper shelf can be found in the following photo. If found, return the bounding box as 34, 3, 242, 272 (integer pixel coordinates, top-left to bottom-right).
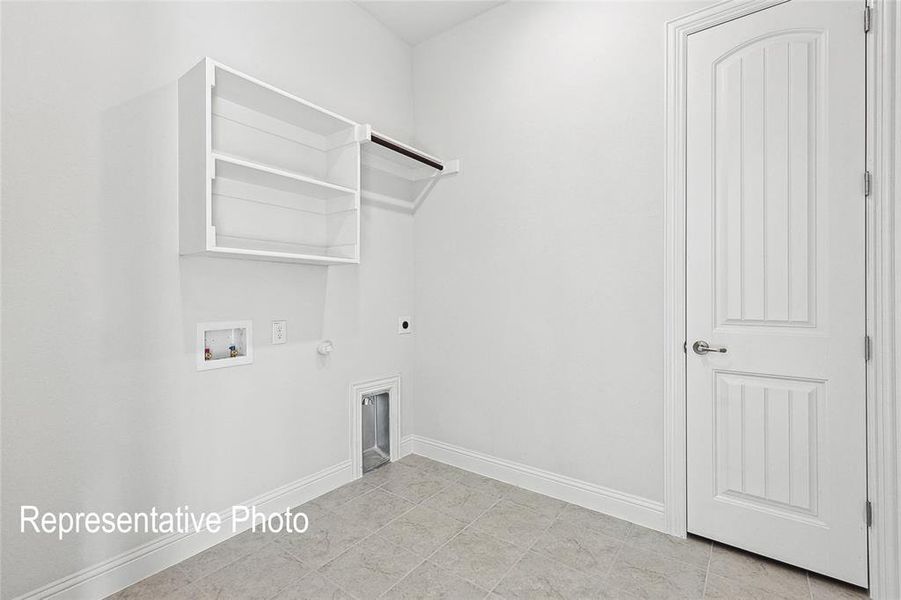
360, 126, 460, 182
214, 62, 356, 139
359, 126, 460, 212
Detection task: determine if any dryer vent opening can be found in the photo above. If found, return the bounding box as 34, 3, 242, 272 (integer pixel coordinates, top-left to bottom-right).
362, 392, 390, 473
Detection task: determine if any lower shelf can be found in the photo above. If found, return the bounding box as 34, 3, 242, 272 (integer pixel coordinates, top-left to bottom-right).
186, 246, 360, 266
206, 164, 360, 264
216, 234, 356, 259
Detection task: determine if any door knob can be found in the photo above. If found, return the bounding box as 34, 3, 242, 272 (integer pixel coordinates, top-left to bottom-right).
692, 340, 727, 355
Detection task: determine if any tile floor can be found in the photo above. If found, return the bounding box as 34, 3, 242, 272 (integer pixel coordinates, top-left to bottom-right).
109, 455, 868, 600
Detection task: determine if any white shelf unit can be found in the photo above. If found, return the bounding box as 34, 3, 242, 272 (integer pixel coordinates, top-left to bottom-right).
360, 126, 460, 213
179, 58, 361, 265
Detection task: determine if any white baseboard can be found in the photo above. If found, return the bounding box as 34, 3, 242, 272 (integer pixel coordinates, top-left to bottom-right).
20, 438, 664, 599
406, 435, 666, 532
399, 435, 413, 458
15, 461, 352, 600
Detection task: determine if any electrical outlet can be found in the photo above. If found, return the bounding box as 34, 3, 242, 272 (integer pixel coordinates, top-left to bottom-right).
272, 320, 287, 344
398, 316, 412, 334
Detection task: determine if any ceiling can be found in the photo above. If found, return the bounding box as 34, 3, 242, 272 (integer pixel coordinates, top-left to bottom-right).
355, 1, 506, 45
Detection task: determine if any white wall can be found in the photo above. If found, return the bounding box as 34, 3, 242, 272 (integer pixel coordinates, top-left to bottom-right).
0, 2, 415, 597
1, 1, 727, 595
411, 1, 701, 504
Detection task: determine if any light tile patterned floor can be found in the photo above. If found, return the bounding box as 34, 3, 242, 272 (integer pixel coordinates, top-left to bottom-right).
108, 455, 868, 599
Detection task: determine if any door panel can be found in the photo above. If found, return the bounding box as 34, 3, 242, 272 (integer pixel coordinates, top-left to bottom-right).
715, 32, 819, 328
713, 372, 821, 516
686, 0, 867, 586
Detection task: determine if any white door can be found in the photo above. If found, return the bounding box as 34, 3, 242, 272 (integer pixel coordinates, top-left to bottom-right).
686, 0, 867, 586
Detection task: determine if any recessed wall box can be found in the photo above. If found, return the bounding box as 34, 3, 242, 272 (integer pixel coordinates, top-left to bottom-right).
196, 320, 253, 370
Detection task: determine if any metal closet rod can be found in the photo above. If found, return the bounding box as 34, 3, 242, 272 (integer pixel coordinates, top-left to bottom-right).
370, 133, 444, 171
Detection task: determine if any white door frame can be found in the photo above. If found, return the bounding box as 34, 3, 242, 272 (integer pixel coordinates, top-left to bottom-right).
663, 1, 900, 597
349, 375, 401, 480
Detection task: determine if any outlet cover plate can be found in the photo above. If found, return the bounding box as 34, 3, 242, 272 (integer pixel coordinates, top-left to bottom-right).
272, 320, 287, 344
398, 316, 412, 334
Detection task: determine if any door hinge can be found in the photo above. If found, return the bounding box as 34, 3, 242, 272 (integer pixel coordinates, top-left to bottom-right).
865, 335, 872, 361
864, 171, 872, 196
683, 341, 687, 354
865, 5, 872, 33
866, 501, 873, 527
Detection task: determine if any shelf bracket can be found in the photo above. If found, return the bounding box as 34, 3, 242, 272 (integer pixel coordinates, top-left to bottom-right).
412, 178, 441, 213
